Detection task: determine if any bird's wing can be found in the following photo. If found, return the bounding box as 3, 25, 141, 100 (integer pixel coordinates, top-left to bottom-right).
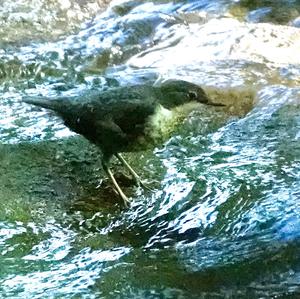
93, 118, 129, 158
106, 100, 156, 136
84, 86, 157, 136
90, 100, 156, 156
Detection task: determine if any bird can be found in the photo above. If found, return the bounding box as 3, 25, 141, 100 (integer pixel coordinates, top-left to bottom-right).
23, 79, 224, 206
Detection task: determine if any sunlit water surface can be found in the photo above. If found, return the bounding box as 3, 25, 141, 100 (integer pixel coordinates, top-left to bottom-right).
0, 0, 299, 298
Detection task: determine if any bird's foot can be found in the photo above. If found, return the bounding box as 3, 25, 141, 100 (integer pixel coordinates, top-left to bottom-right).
102, 164, 132, 207
111, 186, 131, 207
136, 179, 154, 192
115, 153, 153, 192
119, 192, 131, 207
114, 172, 153, 192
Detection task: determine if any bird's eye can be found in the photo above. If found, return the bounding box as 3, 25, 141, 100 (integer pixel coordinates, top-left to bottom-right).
188, 91, 197, 99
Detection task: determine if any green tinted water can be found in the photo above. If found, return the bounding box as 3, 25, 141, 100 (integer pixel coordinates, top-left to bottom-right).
0, 0, 299, 298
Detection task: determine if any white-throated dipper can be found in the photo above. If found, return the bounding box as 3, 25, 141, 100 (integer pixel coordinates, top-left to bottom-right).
23, 80, 223, 205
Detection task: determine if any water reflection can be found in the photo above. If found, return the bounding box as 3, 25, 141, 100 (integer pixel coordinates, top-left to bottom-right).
2, 246, 130, 298
0, 0, 300, 297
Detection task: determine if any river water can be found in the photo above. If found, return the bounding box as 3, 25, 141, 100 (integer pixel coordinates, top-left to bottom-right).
0, 0, 300, 298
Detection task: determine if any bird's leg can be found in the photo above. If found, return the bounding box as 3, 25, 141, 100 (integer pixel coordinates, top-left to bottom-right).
115, 153, 151, 191
102, 160, 130, 207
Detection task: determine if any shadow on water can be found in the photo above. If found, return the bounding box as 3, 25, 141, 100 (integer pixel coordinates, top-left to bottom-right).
0, 137, 158, 211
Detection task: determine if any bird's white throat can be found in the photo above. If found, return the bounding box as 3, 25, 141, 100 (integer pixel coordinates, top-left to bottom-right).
145, 101, 201, 143
146, 104, 174, 141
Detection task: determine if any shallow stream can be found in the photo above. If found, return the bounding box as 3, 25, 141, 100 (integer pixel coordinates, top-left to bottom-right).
0, 0, 300, 298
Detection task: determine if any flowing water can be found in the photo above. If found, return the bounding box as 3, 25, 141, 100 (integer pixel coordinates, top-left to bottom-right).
0, 0, 300, 298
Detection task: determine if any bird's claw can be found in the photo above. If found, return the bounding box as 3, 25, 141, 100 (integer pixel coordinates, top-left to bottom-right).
137, 180, 154, 192
111, 186, 131, 207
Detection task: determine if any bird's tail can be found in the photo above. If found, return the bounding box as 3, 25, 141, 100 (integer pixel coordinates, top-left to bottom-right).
23, 96, 67, 112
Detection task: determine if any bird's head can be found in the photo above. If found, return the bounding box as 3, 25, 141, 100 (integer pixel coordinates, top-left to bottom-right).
155, 79, 224, 109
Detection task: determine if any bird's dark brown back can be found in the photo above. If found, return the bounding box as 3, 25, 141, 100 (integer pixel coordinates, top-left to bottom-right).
23, 80, 216, 157
34, 86, 158, 156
